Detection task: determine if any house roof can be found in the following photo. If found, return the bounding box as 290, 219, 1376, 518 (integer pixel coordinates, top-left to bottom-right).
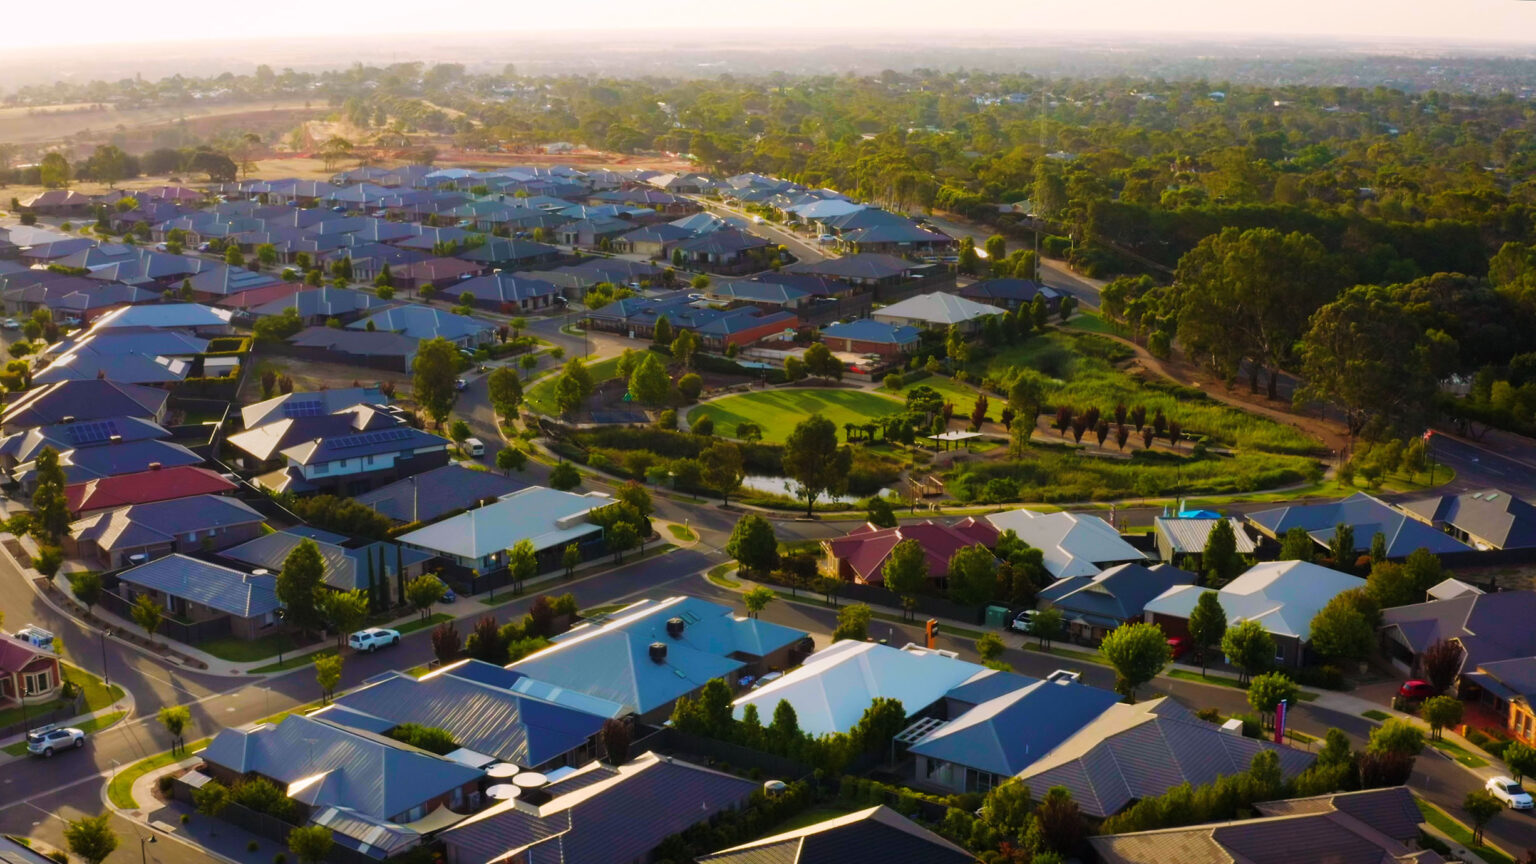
0, 632, 55, 676
3, 379, 168, 429
1090, 787, 1438, 864
698, 805, 977, 864
1247, 492, 1471, 557
819, 319, 922, 345
352, 463, 526, 523
347, 305, 493, 342
70, 494, 265, 551
0, 416, 169, 465
289, 327, 420, 359
1153, 517, 1259, 556
676, 228, 771, 256
220, 528, 428, 593
1018, 698, 1315, 818
251, 287, 390, 319
825, 519, 997, 584
1038, 563, 1199, 630
512, 596, 807, 716
873, 292, 1000, 325
839, 223, 951, 246
66, 465, 235, 514
35, 349, 191, 386
117, 554, 281, 618
788, 254, 913, 281
203, 713, 482, 822
707, 280, 812, 305
1143, 561, 1366, 641
959, 278, 1061, 304
397, 487, 609, 560
1399, 489, 1536, 550
280, 424, 449, 467
441, 752, 757, 864
21, 438, 203, 486
1381, 590, 1536, 671
88, 303, 234, 330
1470, 657, 1536, 704
910, 676, 1122, 778
452, 273, 561, 306
985, 509, 1147, 579
240, 387, 388, 429
324, 668, 608, 769
733, 641, 986, 737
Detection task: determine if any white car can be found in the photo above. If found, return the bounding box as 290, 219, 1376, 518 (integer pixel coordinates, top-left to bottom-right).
455, 378, 468, 391
26, 724, 85, 757
1009, 610, 1038, 633
347, 628, 401, 652
1, 319, 17, 330
1486, 776, 1534, 809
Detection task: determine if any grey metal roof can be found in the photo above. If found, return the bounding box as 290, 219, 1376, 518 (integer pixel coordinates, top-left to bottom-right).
911, 678, 1122, 777
353, 464, 526, 524
397, 487, 609, 561
240, 387, 388, 429
2, 379, 168, 429
698, 806, 977, 864
1398, 489, 1536, 550
1153, 518, 1259, 556
117, 553, 280, 618
1247, 492, 1470, 557
1039, 563, 1198, 626
1382, 590, 1536, 671
70, 494, 265, 551
219, 529, 427, 592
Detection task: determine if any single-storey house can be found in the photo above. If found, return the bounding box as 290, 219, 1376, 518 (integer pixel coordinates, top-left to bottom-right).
871, 292, 1000, 335
114, 554, 281, 640
0, 416, 170, 471
1247, 492, 1472, 560
958, 278, 1061, 312
2, 379, 169, 432
1398, 488, 1536, 551
287, 327, 420, 372
1038, 562, 1198, 644
347, 306, 496, 347
0, 633, 63, 707
984, 509, 1147, 580
1379, 590, 1536, 683
66, 464, 236, 516
352, 463, 526, 525
250, 286, 390, 325
220, 526, 430, 594
612, 223, 694, 258
390, 258, 487, 294
66, 493, 267, 569
1152, 516, 1258, 566
786, 254, 915, 289
823, 518, 997, 587
819, 319, 922, 359
451, 272, 561, 313
396, 486, 611, 580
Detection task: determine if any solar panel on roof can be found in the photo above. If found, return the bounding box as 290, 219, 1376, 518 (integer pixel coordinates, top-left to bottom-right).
66, 420, 118, 445
282, 400, 326, 418
330, 428, 413, 449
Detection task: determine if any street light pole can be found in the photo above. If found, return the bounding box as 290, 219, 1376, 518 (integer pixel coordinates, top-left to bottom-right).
99, 628, 111, 688
139, 834, 156, 864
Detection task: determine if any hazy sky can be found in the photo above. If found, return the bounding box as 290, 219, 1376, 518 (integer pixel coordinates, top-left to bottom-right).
9, 0, 1536, 48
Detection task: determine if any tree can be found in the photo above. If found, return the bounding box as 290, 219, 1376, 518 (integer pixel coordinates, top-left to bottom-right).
1328, 522, 1357, 571
288, 825, 335, 864
1421, 695, 1464, 741
743, 586, 776, 619
508, 539, 538, 594
984, 234, 1007, 262
1202, 519, 1241, 586
496, 447, 527, 474
726, 514, 778, 576
549, 461, 581, 491
1367, 718, 1425, 757
1099, 622, 1172, 702
652, 316, 674, 347
315, 653, 343, 702
431, 620, 461, 664
607, 521, 638, 563
976, 632, 1006, 664
946, 544, 998, 606
601, 717, 631, 765
1031, 606, 1064, 649
833, 603, 872, 642
277, 538, 326, 635
1420, 639, 1464, 695
467, 615, 507, 663
1366, 562, 1419, 611
322, 589, 370, 649
30, 446, 69, 541
1296, 286, 1437, 437
1186, 590, 1227, 676
803, 342, 843, 380
677, 372, 703, 401
979, 779, 1034, 834
1403, 547, 1446, 595
406, 574, 443, 620
158, 705, 191, 755
1058, 295, 1078, 322
1309, 590, 1376, 663
412, 337, 460, 428
192, 779, 231, 818
554, 358, 594, 416
1221, 619, 1275, 685
1035, 786, 1089, 860
781, 415, 851, 516
1505, 740, 1536, 782
866, 496, 897, 529
628, 351, 670, 406
563, 543, 582, 579
1464, 789, 1502, 846
700, 440, 744, 505
671, 328, 699, 370
1278, 526, 1315, 562
39, 152, 70, 189
487, 367, 524, 421
882, 538, 929, 620
132, 593, 164, 642
63, 814, 117, 864
1246, 672, 1299, 729
70, 571, 102, 613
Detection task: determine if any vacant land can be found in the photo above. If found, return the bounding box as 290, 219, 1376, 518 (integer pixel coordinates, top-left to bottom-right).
688, 388, 902, 443
0, 99, 323, 146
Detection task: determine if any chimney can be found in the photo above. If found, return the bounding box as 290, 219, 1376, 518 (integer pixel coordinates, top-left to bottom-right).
648, 642, 668, 664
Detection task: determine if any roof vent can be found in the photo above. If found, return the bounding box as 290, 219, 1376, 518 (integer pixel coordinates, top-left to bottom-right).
147, 462, 162, 470
61, 416, 76, 424
1046, 669, 1081, 685
109, 435, 123, 444
648, 642, 668, 664
252, 568, 269, 577
665, 617, 685, 639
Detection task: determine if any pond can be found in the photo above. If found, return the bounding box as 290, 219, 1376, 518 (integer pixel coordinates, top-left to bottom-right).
741, 475, 892, 505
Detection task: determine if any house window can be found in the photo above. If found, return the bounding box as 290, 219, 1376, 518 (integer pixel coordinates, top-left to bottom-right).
313, 463, 329, 475
450, 787, 464, 809
23, 670, 50, 696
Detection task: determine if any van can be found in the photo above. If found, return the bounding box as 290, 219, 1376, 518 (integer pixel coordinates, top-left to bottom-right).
464, 437, 485, 457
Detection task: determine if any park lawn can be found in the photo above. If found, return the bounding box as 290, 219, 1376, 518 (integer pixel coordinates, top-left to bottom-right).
1066, 313, 1131, 338
525, 354, 626, 415
688, 388, 902, 443
885, 374, 985, 416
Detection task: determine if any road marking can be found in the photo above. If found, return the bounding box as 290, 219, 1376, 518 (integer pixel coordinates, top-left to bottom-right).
0, 771, 110, 813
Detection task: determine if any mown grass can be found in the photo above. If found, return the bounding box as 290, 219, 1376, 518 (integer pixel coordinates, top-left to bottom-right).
1362, 709, 1392, 721
1417, 798, 1514, 864
108, 737, 211, 809
687, 389, 902, 444
884, 374, 985, 415
1429, 737, 1490, 768
668, 524, 698, 542
0, 666, 123, 729
525, 354, 625, 415
1164, 668, 1320, 701
707, 563, 741, 588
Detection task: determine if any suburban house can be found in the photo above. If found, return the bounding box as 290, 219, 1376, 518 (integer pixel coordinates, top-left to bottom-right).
1092, 787, 1438, 864
1144, 561, 1366, 667
510, 596, 809, 723
321, 666, 610, 772
613, 223, 693, 258
984, 509, 1147, 580
21, 190, 93, 216
65, 464, 236, 516
396, 486, 612, 583
1016, 698, 1315, 818
818, 319, 923, 359
583, 294, 798, 350
837, 222, 953, 256
1379, 590, 1536, 684
439, 752, 757, 864
13, 438, 204, 489
250, 286, 390, 325
822, 518, 998, 587
1398, 488, 1536, 550
352, 464, 525, 524
1465, 657, 1536, 745
958, 278, 1062, 312
66, 494, 267, 568
388, 258, 487, 294
1037, 563, 1198, 644
699, 806, 978, 864
732, 640, 989, 737
88, 302, 235, 334
200, 713, 482, 854
0, 416, 170, 472
674, 228, 773, 272
451, 272, 561, 313
454, 238, 561, 270
0, 633, 63, 707
1, 379, 169, 431
1152, 516, 1259, 566
220, 526, 430, 593
786, 254, 917, 289
112, 554, 282, 641
347, 305, 496, 347
287, 327, 421, 372
240, 387, 389, 429
228, 403, 450, 496
871, 293, 1000, 334
1246, 492, 1472, 559
705, 279, 814, 312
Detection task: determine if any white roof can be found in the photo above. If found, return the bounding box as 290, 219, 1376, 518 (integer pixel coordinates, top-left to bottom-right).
731, 641, 985, 736
985, 509, 1146, 579
396, 486, 610, 559
1142, 560, 1366, 640
873, 292, 999, 325
1428, 577, 1484, 601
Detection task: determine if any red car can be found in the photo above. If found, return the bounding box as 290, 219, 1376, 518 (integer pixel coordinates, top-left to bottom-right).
1398, 680, 1436, 701
1167, 637, 1189, 660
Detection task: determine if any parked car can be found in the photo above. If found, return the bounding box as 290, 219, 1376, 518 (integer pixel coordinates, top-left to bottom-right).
1, 319, 17, 330
347, 628, 401, 652
1487, 776, 1534, 809
455, 378, 468, 391
26, 724, 84, 757
437, 580, 456, 603
1009, 610, 1038, 633
1167, 636, 1189, 660
1398, 680, 1437, 701
818, 234, 837, 244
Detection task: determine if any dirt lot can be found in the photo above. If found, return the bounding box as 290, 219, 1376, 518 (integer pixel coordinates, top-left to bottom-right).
244, 354, 410, 403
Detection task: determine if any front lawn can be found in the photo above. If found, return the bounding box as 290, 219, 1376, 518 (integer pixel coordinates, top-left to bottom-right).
1417, 798, 1514, 864
108, 738, 211, 809
0, 665, 123, 729
1429, 737, 1489, 768
687, 388, 902, 443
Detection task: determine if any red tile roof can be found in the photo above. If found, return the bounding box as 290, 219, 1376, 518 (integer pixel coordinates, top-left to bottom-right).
66, 465, 237, 514
825, 519, 998, 584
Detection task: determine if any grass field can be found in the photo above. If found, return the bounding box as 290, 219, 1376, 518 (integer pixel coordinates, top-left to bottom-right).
884, 374, 984, 415
688, 389, 902, 443
526, 354, 625, 415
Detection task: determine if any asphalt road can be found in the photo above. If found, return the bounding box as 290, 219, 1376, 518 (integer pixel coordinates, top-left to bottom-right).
919, 212, 1108, 310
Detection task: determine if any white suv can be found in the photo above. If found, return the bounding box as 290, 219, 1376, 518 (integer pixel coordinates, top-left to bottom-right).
348, 628, 400, 652
1487, 776, 1534, 809
26, 724, 84, 757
